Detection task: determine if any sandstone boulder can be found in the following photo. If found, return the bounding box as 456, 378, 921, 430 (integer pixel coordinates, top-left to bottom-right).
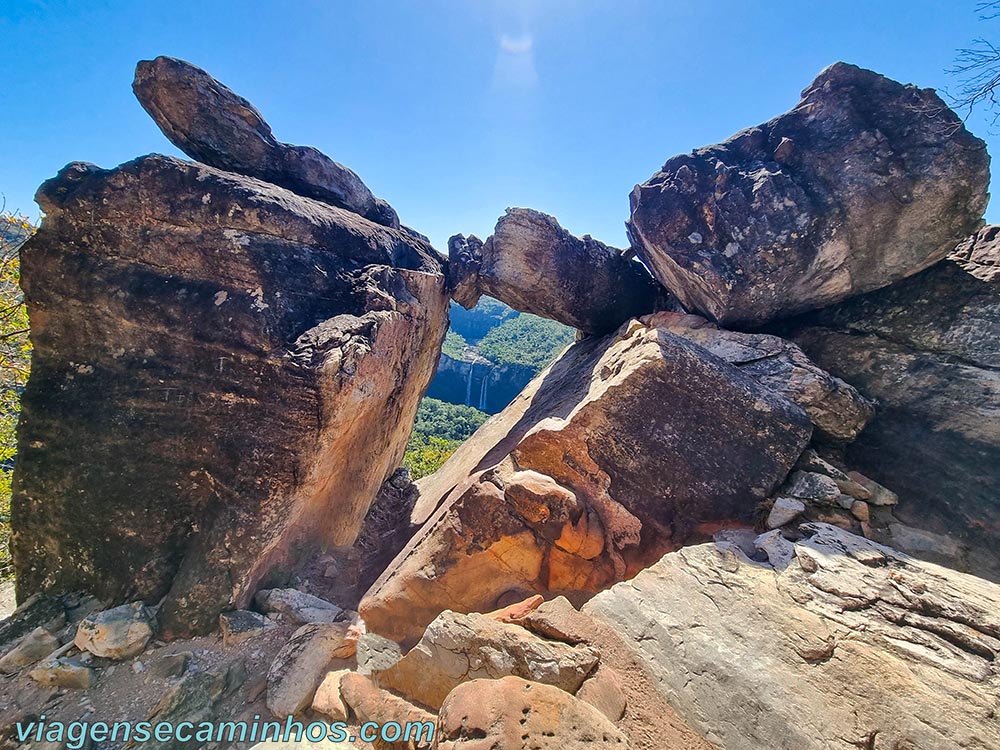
780, 257, 1000, 580
355, 632, 402, 675
585, 523, 1000, 750
13, 154, 447, 636
361, 316, 812, 644
375, 610, 600, 710
648, 311, 873, 441
266, 623, 355, 717
28, 657, 95, 689
74, 602, 155, 660
311, 668, 351, 722
576, 663, 627, 722
627, 62, 989, 325
0, 626, 59, 673
339, 672, 436, 750
254, 589, 343, 625
436, 676, 629, 749
133, 56, 399, 227
219, 610, 274, 646
449, 208, 671, 334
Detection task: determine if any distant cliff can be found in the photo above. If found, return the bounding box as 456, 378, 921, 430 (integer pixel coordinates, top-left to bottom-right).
426, 300, 574, 414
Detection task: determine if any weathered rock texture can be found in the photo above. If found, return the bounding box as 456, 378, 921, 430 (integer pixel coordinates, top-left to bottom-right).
648, 312, 873, 441
133, 56, 400, 228
628, 62, 990, 325
953, 223, 1000, 282
779, 258, 1000, 580
13, 154, 447, 636
585, 524, 1000, 750
436, 677, 629, 750
375, 610, 600, 710
361, 316, 812, 644
449, 208, 672, 334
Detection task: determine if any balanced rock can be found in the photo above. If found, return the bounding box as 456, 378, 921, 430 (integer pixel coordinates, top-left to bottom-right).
627, 62, 989, 325
436, 676, 629, 750
133, 56, 399, 227
449, 208, 672, 334
361, 316, 812, 644
780, 256, 1000, 579
13, 155, 447, 636
375, 610, 600, 710
585, 524, 1000, 750
74, 602, 154, 660
649, 312, 873, 441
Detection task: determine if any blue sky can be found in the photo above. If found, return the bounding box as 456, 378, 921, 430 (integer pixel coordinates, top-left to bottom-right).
2, 1, 997, 250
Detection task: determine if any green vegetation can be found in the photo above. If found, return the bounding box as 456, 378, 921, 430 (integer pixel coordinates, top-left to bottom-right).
403, 398, 489, 479
1, 212, 35, 581
441, 329, 468, 360
448, 298, 518, 343
411, 302, 574, 480
478, 314, 576, 371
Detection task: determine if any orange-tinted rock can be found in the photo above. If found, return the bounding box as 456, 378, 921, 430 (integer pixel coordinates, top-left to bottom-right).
361, 316, 812, 645
436, 676, 628, 749
485, 594, 544, 624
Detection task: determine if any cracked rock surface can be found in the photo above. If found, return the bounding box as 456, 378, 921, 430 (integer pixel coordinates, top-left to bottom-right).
584, 523, 1000, 750
627, 62, 989, 325
779, 255, 1000, 581
361, 315, 812, 645
374, 610, 600, 710
13, 154, 448, 637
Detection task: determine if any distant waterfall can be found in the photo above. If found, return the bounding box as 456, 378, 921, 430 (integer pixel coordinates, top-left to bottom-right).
465, 361, 475, 406
478, 366, 490, 411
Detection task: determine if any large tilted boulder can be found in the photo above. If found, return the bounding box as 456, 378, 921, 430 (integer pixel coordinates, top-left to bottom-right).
133, 56, 400, 228
778, 253, 1000, 581
13, 154, 447, 636
361, 315, 813, 644
627, 62, 990, 325
648, 312, 873, 442
449, 208, 672, 334
584, 524, 1000, 750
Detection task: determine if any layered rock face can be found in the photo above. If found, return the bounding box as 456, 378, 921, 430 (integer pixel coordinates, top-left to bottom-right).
585, 524, 1000, 750
953, 223, 1000, 282
449, 208, 672, 334
628, 62, 990, 325
779, 255, 1000, 580
649, 312, 873, 442
133, 56, 400, 228
361, 315, 813, 644
13, 154, 447, 636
